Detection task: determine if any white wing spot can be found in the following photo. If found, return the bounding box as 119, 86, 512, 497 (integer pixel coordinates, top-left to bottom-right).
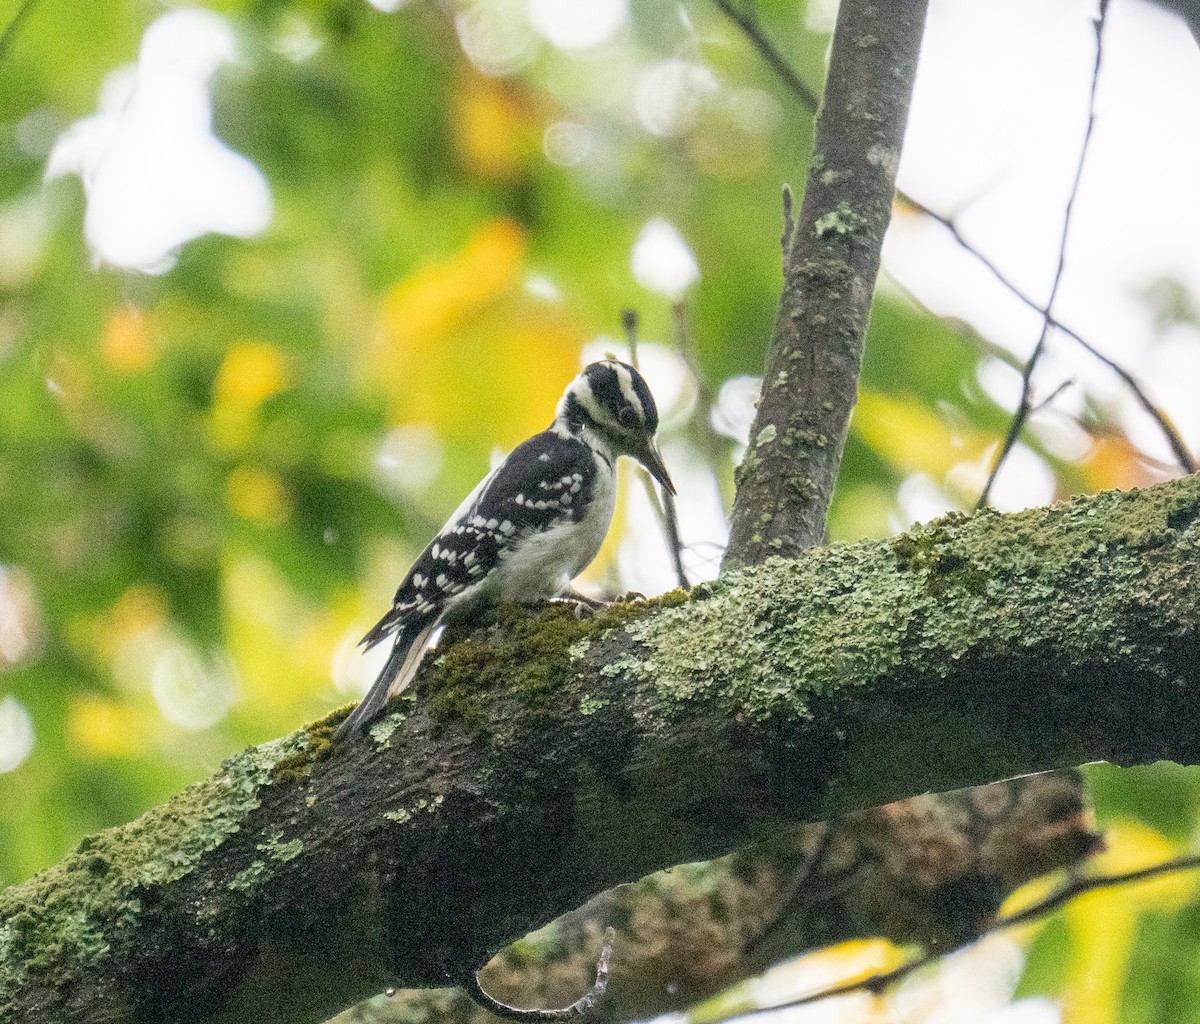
500, 520, 515, 535
436, 573, 448, 587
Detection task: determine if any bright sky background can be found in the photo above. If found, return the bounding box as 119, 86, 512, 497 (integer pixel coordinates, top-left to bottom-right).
893, 0, 1200, 466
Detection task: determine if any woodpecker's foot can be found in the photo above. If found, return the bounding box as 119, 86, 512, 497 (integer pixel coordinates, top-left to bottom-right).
553, 588, 609, 619
565, 587, 607, 608
552, 599, 597, 620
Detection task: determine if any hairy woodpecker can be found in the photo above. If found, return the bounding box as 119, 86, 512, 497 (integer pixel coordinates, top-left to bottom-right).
333, 359, 674, 742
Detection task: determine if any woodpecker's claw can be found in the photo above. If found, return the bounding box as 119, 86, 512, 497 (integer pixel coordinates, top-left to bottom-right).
553, 588, 609, 619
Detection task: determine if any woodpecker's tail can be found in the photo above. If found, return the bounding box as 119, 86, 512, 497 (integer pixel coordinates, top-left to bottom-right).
333, 618, 439, 743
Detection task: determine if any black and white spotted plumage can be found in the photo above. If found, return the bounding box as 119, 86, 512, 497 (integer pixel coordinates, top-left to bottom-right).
334, 359, 673, 742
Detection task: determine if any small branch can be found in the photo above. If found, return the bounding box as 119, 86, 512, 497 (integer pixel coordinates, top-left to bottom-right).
620, 307, 640, 366
623, 308, 689, 587
715, 0, 1196, 477
733, 852, 1200, 1019
743, 823, 836, 953
710, 0, 821, 113
1030, 379, 1074, 416
658, 487, 688, 587
671, 302, 726, 479
975, 1, 1111, 508
901, 193, 1196, 474
457, 929, 615, 1022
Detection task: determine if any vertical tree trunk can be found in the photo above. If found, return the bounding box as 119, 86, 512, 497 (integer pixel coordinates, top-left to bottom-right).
725, 0, 929, 565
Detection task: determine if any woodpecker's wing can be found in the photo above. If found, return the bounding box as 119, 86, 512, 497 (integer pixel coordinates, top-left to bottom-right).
360, 430, 599, 649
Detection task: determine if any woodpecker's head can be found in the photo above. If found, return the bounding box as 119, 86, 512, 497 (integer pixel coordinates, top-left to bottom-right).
555, 360, 675, 494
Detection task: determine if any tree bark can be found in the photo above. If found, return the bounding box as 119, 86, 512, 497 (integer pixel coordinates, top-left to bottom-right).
3, 474, 1198, 1024
345, 770, 1096, 1024
725, 0, 929, 565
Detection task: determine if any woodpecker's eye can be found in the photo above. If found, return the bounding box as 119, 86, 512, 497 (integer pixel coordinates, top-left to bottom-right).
618, 406, 638, 428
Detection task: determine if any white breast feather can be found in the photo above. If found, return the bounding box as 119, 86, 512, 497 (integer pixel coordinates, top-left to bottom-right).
472, 452, 615, 606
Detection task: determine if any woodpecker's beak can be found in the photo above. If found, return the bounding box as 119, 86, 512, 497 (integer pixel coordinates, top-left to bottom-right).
637, 439, 676, 495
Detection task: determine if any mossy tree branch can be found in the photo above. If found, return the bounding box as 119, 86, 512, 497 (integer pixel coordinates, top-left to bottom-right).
725, 0, 929, 565
3, 474, 1199, 1024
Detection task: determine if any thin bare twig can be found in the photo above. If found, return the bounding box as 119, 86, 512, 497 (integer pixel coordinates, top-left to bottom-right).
731, 853, 1200, 1020
621, 307, 639, 366
0, 0, 38, 61
976, 0, 1112, 507
622, 308, 689, 588
458, 927, 616, 1021
711, 0, 821, 112
714, 0, 1196, 477
1030, 379, 1074, 416
671, 301, 727, 498
651, 481, 688, 588
744, 823, 837, 953
899, 193, 1197, 474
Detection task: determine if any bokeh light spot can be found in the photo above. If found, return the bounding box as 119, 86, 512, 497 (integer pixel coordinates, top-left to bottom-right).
46, 8, 272, 273
0, 695, 34, 773
528, 0, 627, 51
631, 219, 700, 300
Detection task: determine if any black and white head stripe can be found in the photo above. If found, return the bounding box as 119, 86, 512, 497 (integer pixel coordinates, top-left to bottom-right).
558, 360, 659, 436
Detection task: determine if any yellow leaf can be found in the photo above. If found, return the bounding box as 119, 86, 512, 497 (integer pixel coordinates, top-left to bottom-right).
1060, 821, 1197, 1024
453, 66, 540, 179
101, 306, 158, 373
66, 695, 145, 758
379, 219, 526, 357
853, 388, 989, 477
1079, 435, 1164, 492
221, 553, 359, 726
372, 219, 582, 448
213, 341, 290, 409
226, 466, 291, 526
89, 584, 169, 665
211, 341, 290, 449
804, 937, 909, 985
